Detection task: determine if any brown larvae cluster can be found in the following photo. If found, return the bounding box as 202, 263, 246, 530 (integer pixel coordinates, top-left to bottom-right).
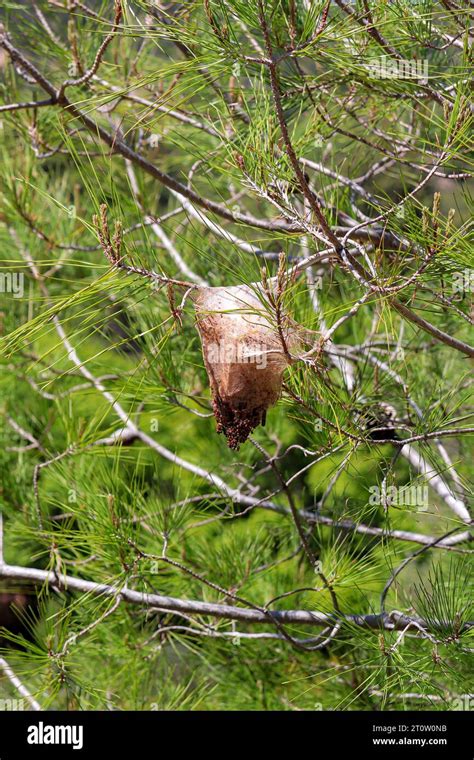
194, 284, 297, 449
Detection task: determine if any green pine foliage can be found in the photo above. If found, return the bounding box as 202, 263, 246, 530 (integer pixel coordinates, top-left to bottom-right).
0, 0, 472, 711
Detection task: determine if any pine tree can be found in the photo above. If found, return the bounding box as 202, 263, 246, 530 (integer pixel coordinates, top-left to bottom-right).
0, 0, 472, 711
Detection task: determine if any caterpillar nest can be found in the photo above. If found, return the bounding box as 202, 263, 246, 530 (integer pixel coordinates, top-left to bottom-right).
194, 284, 299, 450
